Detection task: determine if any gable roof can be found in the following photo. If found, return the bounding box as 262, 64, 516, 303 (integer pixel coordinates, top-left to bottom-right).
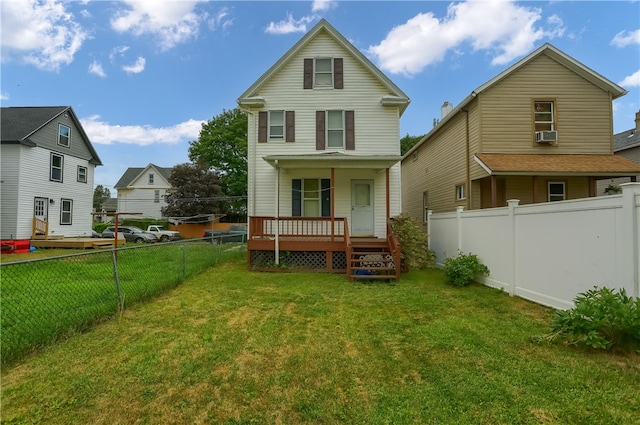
114, 163, 173, 188
614, 129, 640, 153
0, 106, 103, 165
237, 19, 410, 115
403, 43, 628, 159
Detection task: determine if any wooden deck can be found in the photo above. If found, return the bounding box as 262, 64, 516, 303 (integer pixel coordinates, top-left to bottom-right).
30, 238, 125, 249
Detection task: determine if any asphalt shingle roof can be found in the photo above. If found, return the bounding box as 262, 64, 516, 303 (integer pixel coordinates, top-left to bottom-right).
1, 106, 69, 142
475, 153, 640, 175
114, 164, 173, 188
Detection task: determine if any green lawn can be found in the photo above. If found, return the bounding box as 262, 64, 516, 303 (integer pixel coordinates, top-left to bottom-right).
1, 260, 638, 424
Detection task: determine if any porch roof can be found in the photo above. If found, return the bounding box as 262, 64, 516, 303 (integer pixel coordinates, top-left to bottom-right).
263, 152, 401, 169
475, 153, 640, 177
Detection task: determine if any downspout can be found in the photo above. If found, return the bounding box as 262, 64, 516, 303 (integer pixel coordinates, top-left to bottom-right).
462, 108, 471, 210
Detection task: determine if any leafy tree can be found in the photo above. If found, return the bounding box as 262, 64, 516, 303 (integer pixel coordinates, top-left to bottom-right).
400, 133, 424, 156
188, 108, 248, 212
161, 163, 225, 217
93, 184, 111, 210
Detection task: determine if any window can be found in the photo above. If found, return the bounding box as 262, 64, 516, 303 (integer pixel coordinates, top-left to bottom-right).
154, 190, 160, 203
548, 182, 566, 202
60, 199, 73, 225
327, 110, 344, 148
304, 58, 343, 89
269, 111, 284, 140
50, 153, 63, 182
534, 101, 555, 131
292, 179, 331, 217
148, 173, 154, 184
77, 166, 87, 183
315, 58, 333, 87
58, 124, 70, 147
456, 184, 466, 201
423, 191, 429, 222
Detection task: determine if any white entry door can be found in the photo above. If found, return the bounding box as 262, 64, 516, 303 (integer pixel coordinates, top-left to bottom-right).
351, 180, 374, 236
34, 197, 48, 221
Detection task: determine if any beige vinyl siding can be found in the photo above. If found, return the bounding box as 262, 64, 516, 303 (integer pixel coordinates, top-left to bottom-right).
480, 54, 613, 155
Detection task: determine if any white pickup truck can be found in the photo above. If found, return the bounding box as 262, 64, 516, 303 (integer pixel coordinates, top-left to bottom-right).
146, 225, 181, 242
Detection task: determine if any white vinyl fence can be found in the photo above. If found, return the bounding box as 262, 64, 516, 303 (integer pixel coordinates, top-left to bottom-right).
427, 183, 640, 310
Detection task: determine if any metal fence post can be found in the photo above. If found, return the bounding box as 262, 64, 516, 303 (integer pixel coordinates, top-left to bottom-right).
111, 249, 124, 313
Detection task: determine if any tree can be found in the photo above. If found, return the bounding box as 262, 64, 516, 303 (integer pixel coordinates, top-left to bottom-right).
93, 185, 111, 210
400, 133, 424, 156
161, 163, 225, 217
188, 108, 248, 210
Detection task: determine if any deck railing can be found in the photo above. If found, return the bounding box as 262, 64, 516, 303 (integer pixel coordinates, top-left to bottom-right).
386, 223, 402, 279
32, 217, 48, 239
249, 216, 347, 241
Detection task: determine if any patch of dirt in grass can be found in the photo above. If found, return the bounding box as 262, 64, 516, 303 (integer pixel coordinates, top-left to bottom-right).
224, 306, 257, 329
529, 407, 558, 424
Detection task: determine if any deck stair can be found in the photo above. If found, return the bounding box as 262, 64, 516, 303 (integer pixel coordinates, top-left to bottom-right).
348, 238, 398, 281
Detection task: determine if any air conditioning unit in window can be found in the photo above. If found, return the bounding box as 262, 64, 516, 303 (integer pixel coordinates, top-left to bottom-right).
536, 130, 558, 143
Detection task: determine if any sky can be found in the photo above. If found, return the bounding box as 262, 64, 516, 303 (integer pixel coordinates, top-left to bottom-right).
1, 0, 639, 193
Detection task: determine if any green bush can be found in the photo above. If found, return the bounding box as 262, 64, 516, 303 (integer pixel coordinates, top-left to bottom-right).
388, 213, 435, 270
545, 287, 640, 350
443, 251, 490, 287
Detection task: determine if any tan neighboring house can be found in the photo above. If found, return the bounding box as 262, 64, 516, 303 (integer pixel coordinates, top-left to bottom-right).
402, 43, 640, 221
597, 110, 640, 195
114, 164, 173, 219
237, 19, 409, 279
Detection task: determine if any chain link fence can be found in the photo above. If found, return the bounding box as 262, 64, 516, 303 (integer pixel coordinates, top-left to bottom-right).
0, 238, 245, 366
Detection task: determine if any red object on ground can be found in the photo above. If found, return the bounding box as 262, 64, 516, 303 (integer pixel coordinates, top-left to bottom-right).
0, 239, 31, 254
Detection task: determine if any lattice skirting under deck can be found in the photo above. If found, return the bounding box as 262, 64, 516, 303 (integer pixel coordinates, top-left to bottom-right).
250, 250, 347, 271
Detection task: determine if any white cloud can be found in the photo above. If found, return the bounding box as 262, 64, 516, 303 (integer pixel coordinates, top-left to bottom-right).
122, 57, 146, 74
1, 92, 9, 101
619, 69, 640, 88
110, 0, 204, 51
368, 0, 565, 76
0, 0, 89, 71
109, 46, 130, 62
266, 13, 315, 35
88, 60, 106, 77
611, 29, 640, 48
312, 0, 336, 13
207, 7, 233, 31
81, 116, 204, 146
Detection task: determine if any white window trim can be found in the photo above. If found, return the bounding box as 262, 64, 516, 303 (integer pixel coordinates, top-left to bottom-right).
154, 190, 160, 203
302, 178, 321, 217
423, 191, 429, 222
455, 184, 466, 201
548, 181, 566, 202
51, 153, 63, 182
534, 101, 555, 131
58, 123, 70, 147
314, 57, 333, 88
77, 165, 87, 183
60, 198, 73, 225
268, 110, 285, 141
149, 173, 154, 185
326, 110, 345, 149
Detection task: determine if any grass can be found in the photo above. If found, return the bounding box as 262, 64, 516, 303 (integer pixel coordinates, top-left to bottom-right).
1, 240, 245, 365
1, 260, 639, 424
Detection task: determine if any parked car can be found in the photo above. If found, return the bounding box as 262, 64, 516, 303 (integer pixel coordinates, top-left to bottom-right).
101, 226, 158, 243
203, 224, 248, 244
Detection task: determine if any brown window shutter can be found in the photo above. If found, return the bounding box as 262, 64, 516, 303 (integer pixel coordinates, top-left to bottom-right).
304, 58, 313, 89
334, 58, 343, 89
316, 111, 326, 150
345, 110, 355, 150
258, 111, 268, 143
286, 111, 295, 142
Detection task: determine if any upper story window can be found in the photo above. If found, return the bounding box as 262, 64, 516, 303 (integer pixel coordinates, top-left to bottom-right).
148, 173, 154, 185
269, 111, 284, 140
50, 153, 63, 182
534, 101, 555, 131
548, 182, 565, 202
77, 166, 87, 183
304, 58, 343, 89
327, 110, 344, 148
58, 124, 70, 147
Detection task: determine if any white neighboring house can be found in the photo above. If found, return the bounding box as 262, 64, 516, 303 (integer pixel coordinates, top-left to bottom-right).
237, 19, 410, 276
1, 106, 103, 240
114, 164, 173, 219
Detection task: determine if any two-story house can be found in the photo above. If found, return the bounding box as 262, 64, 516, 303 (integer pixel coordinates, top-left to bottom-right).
402, 43, 640, 220
114, 164, 173, 219
598, 110, 640, 195
1, 106, 103, 240
238, 19, 409, 279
